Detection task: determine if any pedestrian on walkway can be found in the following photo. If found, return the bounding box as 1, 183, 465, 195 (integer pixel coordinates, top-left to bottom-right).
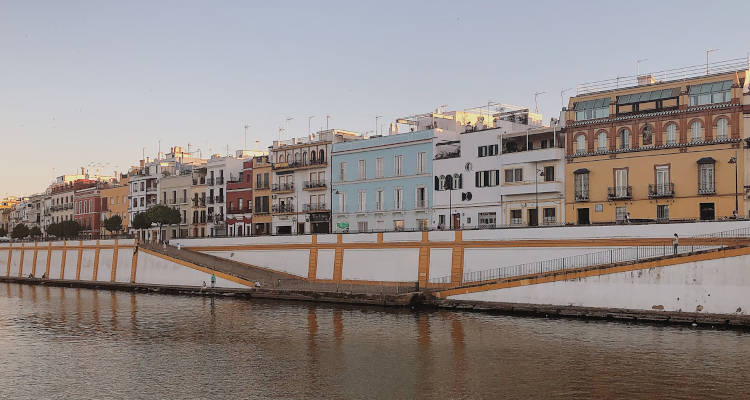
210, 273, 216, 288
673, 233, 679, 255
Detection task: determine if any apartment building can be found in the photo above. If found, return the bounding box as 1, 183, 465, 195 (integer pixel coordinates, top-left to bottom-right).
189, 167, 208, 238
74, 183, 109, 238
270, 129, 360, 234
205, 151, 262, 237
159, 171, 193, 240
100, 175, 130, 236
252, 155, 272, 235
226, 161, 254, 236
565, 59, 750, 224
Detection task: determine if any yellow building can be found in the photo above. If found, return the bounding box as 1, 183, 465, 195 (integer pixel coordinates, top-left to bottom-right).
252, 155, 272, 235
565, 64, 749, 224
100, 176, 130, 235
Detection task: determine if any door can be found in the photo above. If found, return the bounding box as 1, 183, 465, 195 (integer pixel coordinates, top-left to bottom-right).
656, 166, 669, 195
452, 213, 460, 230
700, 203, 715, 221
615, 169, 628, 197
577, 208, 590, 225
527, 208, 538, 226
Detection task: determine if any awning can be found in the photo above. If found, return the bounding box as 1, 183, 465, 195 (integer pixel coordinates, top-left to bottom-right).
573, 168, 590, 174
697, 157, 716, 164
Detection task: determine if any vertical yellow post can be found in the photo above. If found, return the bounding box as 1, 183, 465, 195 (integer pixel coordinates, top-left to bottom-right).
129, 244, 138, 283
308, 234, 318, 280
92, 240, 100, 281
110, 239, 119, 282
418, 231, 430, 288
5, 243, 11, 276
333, 247, 344, 282
18, 243, 25, 277
75, 240, 83, 280
450, 231, 464, 285
59, 241, 67, 280
32, 242, 39, 277
45, 242, 52, 278
377, 232, 384, 244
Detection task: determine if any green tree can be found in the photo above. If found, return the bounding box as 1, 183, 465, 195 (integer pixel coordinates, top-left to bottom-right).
46, 222, 60, 238
104, 215, 123, 235
10, 223, 29, 239
29, 226, 42, 238
146, 205, 181, 241
132, 212, 152, 230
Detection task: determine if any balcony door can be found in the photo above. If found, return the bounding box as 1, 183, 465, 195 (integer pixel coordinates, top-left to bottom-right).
615, 169, 628, 198
656, 166, 670, 195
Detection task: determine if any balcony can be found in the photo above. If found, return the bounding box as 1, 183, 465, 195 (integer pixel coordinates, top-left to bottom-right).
254, 208, 270, 215
608, 186, 632, 200
192, 198, 206, 207
575, 191, 589, 202
215, 196, 224, 203
415, 200, 427, 209
192, 177, 206, 185
207, 178, 215, 186
648, 183, 675, 198
698, 185, 716, 195
499, 147, 565, 165
272, 204, 295, 213
272, 159, 327, 171
303, 203, 329, 212
303, 180, 327, 190
227, 207, 252, 215
216, 177, 224, 185
207, 197, 215, 204
272, 183, 295, 193
255, 184, 270, 190
207, 214, 214, 222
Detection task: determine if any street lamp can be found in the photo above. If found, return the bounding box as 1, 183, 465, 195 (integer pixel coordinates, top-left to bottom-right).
535, 163, 545, 226
729, 152, 739, 217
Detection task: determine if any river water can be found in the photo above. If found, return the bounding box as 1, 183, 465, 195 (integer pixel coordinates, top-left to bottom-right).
1, 283, 749, 399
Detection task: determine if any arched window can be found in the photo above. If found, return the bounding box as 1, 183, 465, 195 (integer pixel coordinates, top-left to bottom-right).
279, 154, 285, 163
665, 123, 677, 145
295, 152, 301, 162
302, 152, 307, 164
691, 120, 703, 142
619, 129, 630, 149
319, 149, 325, 162
716, 118, 729, 140
311, 150, 317, 162
575, 135, 586, 154
642, 125, 653, 146
597, 132, 608, 152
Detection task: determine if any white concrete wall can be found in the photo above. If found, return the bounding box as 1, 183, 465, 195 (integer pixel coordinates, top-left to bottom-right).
204, 250, 310, 277
316, 250, 335, 280
35, 250, 47, 276
63, 250, 77, 280
79, 250, 96, 281
342, 249, 419, 282
429, 248, 453, 280
450, 253, 750, 315
8, 250, 21, 277
172, 235, 312, 246
97, 249, 114, 281
135, 252, 248, 288
115, 251, 133, 283
342, 233, 378, 243
383, 231, 422, 242
462, 247, 626, 276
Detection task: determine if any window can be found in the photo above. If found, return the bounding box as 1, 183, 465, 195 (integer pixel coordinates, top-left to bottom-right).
574, 98, 609, 120
510, 209, 522, 225
690, 120, 703, 142
477, 145, 498, 157
542, 208, 556, 225
543, 166, 554, 182
263, 173, 269, 188
394, 155, 403, 176
417, 152, 426, 174
376, 157, 384, 178
576, 135, 586, 154
597, 132, 608, 152
665, 123, 677, 145
615, 206, 627, 222
338, 162, 346, 182
614, 168, 628, 198
319, 149, 325, 162
238, 198, 244, 210
716, 118, 729, 140
358, 190, 366, 212
338, 192, 346, 213
393, 220, 404, 231
376, 189, 384, 211
655, 165, 671, 196
575, 172, 589, 201
642, 125, 653, 146
657, 205, 669, 221
478, 212, 496, 228
689, 80, 732, 106
417, 219, 429, 231
699, 163, 715, 194
394, 187, 403, 210
503, 168, 522, 184
357, 221, 368, 232
476, 170, 500, 187
358, 160, 366, 180
416, 187, 426, 208
619, 129, 630, 149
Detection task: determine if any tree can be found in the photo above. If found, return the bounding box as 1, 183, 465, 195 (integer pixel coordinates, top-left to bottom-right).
132, 212, 152, 230
10, 223, 29, 239
0, 227, 6, 237
46, 221, 82, 239
29, 226, 42, 238
104, 215, 123, 235
146, 205, 181, 241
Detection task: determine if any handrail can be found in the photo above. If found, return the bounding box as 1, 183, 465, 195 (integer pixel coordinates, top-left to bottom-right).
428, 226, 750, 285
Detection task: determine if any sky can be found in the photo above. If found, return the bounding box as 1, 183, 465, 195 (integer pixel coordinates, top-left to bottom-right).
2, 0, 750, 197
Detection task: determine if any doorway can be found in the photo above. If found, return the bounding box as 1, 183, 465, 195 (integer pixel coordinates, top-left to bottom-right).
527, 208, 538, 227
699, 203, 715, 221
452, 213, 460, 230
298, 222, 306, 234
577, 208, 590, 225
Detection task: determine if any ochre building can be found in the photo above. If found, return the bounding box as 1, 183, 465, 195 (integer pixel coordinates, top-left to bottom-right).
565, 67, 750, 224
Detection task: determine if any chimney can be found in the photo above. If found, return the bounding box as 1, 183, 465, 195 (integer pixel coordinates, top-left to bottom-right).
637, 74, 656, 85
81, 167, 85, 175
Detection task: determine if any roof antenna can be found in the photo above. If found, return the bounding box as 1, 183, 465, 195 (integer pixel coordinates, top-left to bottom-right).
533, 92, 546, 114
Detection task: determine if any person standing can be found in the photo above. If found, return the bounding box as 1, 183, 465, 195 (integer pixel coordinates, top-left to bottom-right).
673, 233, 679, 255
210, 273, 216, 288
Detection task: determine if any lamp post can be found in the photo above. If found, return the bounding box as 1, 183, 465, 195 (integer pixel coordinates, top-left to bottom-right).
446, 175, 454, 230
729, 152, 739, 217
535, 163, 544, 226
706, 48, 719, 74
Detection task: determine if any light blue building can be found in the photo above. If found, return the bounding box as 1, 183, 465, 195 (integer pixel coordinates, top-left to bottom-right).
331, 130, 433, 232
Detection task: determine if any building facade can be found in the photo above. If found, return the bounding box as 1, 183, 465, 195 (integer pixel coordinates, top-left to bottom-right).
190, 168, 207, 238
205, 151, 261, 237
100, 176, 130, 236
331, 129, 433, 232
565, 65, 749, 224
159, 171, 193, 240
252, 155, 272, 235
226, 161, 254, 236
74, 184, 108, 238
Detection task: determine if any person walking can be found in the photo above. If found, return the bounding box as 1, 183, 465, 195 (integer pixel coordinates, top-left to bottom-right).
210, 273, 216, 288
673, 233, 679, 255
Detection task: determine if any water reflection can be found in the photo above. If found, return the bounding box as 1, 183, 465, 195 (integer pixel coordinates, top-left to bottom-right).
0, 283, 749, 399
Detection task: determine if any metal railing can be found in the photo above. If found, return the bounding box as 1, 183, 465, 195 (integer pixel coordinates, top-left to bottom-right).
649, 183, 675, 198
429, 226, 750, 285
575, 191, 589, 202
698, 185, 716, 195
272, 183, 295, 192
272, 204, 295, 213
608, 186, 632, 200
304, 203, 329, 212
303, 180, 327, 189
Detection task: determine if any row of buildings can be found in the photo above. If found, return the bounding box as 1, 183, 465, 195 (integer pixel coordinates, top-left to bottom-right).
4, 58, 750, 238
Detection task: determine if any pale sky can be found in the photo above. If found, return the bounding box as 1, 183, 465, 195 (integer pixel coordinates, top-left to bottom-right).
2, 0, 750, 197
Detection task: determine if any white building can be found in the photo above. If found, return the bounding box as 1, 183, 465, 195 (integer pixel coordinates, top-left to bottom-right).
205, 150, 263, 237
432, 107, 565, 229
